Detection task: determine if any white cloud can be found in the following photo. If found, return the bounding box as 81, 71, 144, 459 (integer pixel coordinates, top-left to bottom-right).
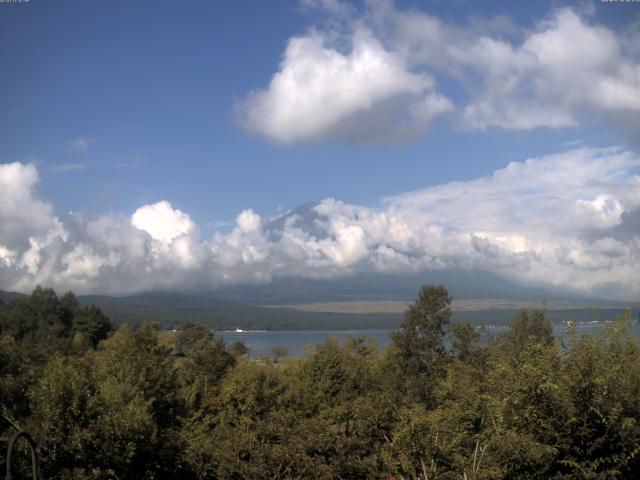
237, 28, 452, 143
0, 162, 60, 251
454, 9, 640, 129
69, 137, 94, 154
131, 201, 195, 244
0, 146, 639, 299
61, 244, 113, 282
0, 245, 16, 269
212, 209, 270, 268
239, 2, 640, 142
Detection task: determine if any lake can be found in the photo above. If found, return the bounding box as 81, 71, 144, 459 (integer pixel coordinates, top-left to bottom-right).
220, 321, 640, 357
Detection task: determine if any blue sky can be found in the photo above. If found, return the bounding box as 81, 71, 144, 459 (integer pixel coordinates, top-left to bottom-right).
1, 0, 639, 298
0, 0, 634, 223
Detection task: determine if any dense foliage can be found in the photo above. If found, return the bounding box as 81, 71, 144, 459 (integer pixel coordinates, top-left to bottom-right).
1, 286, 639, 479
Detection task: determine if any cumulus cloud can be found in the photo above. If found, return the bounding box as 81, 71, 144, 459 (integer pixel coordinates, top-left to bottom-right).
0, 162, 59, 253
237, 28, 453, 143
238, 1, 640, 142
0, 146, 639, 299
451, 9, 640, 130
131, 201, 195, 244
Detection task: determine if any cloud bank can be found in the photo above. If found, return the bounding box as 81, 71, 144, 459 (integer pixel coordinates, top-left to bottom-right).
237, 1, 640, 143
1, 146, 639, 299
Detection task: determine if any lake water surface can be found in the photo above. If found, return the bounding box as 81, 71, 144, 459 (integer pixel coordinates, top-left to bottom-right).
220, 322, 640, 357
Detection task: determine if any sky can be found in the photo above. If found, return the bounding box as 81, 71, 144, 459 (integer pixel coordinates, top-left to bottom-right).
0, 0, 639, 299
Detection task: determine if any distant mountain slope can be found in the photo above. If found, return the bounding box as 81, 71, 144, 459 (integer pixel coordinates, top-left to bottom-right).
203, 269, 598, 305
71, 291, 640, 329
76, 291, 401, 330
0, 289, 27, 303
265, 201, 324, 241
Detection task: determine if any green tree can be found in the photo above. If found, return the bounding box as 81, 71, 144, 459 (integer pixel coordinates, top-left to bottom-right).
228, 340, 249, 358
186, 359, 306, 479
0, 287, 70, 341
451, 322, 487, 369
555, 312, 640, 478
390, 284, 452, 404
89, 323, 182, 477
174, 321, 235, 410
28, 356, 97, 479
502, 309, 553, 354
72, 305, 112, 347
290, 337, 381, 478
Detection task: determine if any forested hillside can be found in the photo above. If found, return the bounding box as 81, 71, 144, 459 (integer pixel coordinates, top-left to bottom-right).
1, 286, 639, 479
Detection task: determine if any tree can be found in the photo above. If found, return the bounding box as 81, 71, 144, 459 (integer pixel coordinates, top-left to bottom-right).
89, 323, 182, 477
555, 312, 640, 478
272, 345, 289, 363
0, 287, 69, 341
191, 359, 298, 479
27, 356, 97, 478
72, 305, 112, 347
502, 309, 553, 354
177, 321, 213, 350
229, 340, 249, 358
390, 284, 452, 403
175, 325, 235, 411
451, 322, 485, 367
